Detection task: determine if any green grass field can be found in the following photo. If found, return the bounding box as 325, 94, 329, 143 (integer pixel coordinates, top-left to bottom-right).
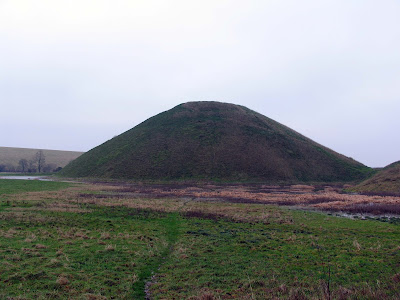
1, 179, 400, 299
0, 179, 70, 195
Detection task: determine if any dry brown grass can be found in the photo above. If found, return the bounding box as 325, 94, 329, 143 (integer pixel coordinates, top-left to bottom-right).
4, 182, 400, 228
85, 293, 107, 300
56, 275, 70, 286
76, 183, 400, 218
104, 244, 115, 251
0, 211, 57, 224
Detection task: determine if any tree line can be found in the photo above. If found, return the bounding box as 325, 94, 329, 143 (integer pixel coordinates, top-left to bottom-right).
0, 150, 62, 173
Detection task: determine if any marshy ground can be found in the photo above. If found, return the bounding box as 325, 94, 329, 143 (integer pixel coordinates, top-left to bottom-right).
1, 179, 400, 299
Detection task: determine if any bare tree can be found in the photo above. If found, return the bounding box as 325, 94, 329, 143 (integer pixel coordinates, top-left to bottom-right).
35, 150, 46, 173
28, 160, 37, 173
43, 163, 57, 173
18, 159, 29, 173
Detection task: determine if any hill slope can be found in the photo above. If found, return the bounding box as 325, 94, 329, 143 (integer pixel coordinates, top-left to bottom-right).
351, 161, 400, 194
61, 101, 371, 182
0, 147, 83, 171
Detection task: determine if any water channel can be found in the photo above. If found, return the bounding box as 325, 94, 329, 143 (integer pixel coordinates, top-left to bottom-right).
0, 175, 52, 181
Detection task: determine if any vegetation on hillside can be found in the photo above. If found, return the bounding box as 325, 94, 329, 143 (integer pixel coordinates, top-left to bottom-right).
60, 102, 372, 182
351, 161, 400, 194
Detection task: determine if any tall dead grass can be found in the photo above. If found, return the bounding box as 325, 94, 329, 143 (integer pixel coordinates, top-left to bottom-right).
4, 182, 400, 224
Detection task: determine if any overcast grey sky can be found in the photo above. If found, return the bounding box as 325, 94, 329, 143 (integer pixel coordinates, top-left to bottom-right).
1, 0, 399, 168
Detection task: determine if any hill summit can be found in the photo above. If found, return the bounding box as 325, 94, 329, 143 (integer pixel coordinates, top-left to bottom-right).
61, 101, 371, 182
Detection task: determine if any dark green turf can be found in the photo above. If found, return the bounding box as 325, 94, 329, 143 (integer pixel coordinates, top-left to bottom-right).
0, 179, 70, 196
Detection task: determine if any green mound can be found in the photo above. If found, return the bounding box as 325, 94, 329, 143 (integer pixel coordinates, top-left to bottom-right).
61, 101, 371, 182
352, 161, 400, 194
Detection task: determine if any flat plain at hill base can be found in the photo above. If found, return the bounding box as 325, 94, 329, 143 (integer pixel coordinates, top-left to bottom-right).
86, 182, 400, 217
1, 180, 400, 299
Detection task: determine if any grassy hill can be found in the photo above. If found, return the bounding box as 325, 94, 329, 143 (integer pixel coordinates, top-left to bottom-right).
351, 161, 400, 194
0, 146, 83, 171
60, 101, 372, 182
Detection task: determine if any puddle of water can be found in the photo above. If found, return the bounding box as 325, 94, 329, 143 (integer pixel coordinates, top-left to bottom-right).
0, 176, 51, 181
332, 211, 400, 221
286, 206, 400, 221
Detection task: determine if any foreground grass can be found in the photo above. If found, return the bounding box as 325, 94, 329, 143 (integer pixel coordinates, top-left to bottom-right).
1, 180, 400, 299
0, 179, 70, 196
153, 211, 400, 299
0, 206, 174, 298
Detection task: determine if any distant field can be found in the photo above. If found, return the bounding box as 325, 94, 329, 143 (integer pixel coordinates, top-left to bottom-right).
0, 146, 83, 170
1, 180, 400, 299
